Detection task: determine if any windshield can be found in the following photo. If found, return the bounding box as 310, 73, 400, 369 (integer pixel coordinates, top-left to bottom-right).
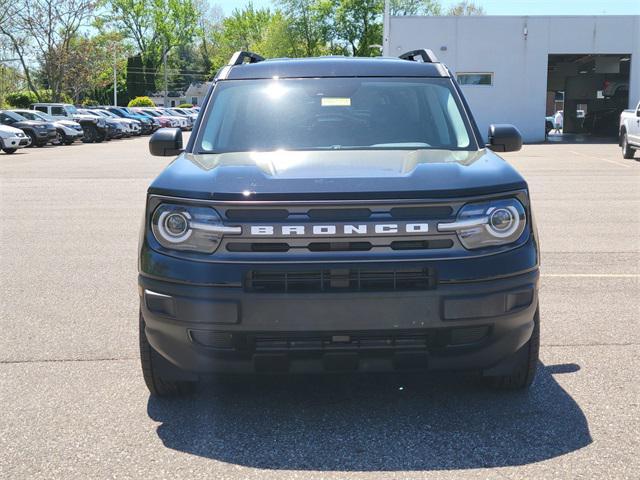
3, 111, 27, 121
142, 110, 159, 117
16, 111, 49, 121
33, 111, 54, 121
198, 77, 475, 153
66, 105, 78, 114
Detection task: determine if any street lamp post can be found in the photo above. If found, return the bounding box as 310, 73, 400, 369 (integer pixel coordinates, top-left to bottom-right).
112, 46, 118, 106
383, 0, 390, 56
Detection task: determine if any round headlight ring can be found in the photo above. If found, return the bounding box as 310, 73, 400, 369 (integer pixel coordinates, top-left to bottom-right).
485, 206, 520, 238
157, 210, 193, 243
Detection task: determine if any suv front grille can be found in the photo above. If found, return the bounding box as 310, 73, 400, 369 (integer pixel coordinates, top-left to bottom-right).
214, 200, 464, 256
246, 267, 436, 293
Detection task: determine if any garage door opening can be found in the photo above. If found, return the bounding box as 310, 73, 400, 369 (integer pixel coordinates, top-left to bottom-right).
546, 54, 631, 138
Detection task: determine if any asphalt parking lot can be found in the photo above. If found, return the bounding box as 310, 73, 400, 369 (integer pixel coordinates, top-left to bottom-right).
1, 137, 638, 479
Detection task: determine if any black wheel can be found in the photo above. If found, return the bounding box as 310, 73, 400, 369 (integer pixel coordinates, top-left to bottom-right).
26, 131, 37, 147
483, 308, 540, 390
622, 133, 635, 159
95, 131, 106, 143
53, 130, 64, 145
82, 125, 97, 143
64, 140, 74, 146
2, 148, 17, 154
139, 311, 197, 397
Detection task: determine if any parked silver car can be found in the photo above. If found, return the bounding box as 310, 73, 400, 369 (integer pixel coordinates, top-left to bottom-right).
12, 109, 84, 145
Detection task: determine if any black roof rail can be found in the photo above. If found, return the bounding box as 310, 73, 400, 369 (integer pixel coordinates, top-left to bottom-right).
399, 49, 439, 63
228, 51, 265, 66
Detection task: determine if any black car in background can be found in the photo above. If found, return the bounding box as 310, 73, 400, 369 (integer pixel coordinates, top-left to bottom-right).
104, 106, 155, 134
0, 110, 56, 147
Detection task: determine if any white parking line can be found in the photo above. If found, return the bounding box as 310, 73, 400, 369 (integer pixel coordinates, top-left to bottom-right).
541, 273, 640, 278
569, 150, 634, 168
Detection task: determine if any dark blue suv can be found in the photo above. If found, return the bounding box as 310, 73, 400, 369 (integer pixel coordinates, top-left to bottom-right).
105, 107, 154, 135
139, 50, 539, 396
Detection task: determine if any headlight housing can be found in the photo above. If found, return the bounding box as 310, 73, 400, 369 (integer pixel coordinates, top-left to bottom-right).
151, 203, 240, 253
438, 198, 527, 250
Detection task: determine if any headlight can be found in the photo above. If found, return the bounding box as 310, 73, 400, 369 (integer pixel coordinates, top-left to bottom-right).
16, 132, 25, 137
151, 203, 241, 253
36, 125, 46, 129
438, 198, 526, 250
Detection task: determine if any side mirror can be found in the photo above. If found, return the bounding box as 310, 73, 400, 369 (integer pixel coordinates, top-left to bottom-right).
487, 124, 522, 152
149, 128, 183, 156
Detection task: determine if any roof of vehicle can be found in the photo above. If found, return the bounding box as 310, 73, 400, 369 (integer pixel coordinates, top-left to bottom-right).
220, 56, 450, 80
31, 103, 73, 106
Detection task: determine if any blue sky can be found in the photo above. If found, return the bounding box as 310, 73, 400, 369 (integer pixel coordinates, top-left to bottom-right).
212, 0, 640, 16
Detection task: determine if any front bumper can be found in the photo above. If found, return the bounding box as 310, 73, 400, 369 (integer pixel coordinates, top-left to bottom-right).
139, 263, 539, 376
1, 135, 29, 149
62, 127, 84, 139
33, 129, 53, 140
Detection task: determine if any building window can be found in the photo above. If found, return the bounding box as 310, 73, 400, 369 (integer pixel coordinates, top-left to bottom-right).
191, 97, 198, 104
457, 73, 493, 86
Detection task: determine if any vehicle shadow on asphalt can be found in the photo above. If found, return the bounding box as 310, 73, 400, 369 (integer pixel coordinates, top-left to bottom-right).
147, 362, 591, 471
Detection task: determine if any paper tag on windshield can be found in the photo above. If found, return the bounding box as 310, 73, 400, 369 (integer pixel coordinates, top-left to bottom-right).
321, 97, 351, 107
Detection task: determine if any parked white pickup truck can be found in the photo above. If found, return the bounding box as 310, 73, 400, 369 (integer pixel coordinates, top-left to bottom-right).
620, 102, 640, 159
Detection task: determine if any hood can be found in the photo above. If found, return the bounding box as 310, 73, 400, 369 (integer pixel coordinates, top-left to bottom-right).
55, 119, 81, 127
149, 148, 528, 201
74, 113, 100, 121
0, 124, 25, 135
14, 120, 52, 128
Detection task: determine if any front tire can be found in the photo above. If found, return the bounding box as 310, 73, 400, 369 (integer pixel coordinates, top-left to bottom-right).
139, 311, 198, 397
53, 130, 64, 145
483, 308, 540, 390
26, 131, 37, 147
82, 125, 97, 143
622, 133, 636, 159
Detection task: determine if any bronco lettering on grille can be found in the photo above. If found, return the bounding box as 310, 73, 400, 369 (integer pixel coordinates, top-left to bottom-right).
248, 223, 429, 236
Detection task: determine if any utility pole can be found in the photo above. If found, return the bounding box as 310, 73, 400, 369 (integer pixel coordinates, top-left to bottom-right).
163, 46, 168, 107
113, 46, 117, 106
383, 0, 390, 56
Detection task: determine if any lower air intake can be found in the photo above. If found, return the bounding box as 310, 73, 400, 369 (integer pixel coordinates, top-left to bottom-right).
246, 267, 436, 293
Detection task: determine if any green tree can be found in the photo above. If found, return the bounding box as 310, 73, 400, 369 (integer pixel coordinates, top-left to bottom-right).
5, 91, 38, 108
126, 54, 147, 98
128, 95, 155, 107
447, 1, 485, 16
0, 0, 97, 100
332, 0, 383, 57
211, 4, 274, 68
62, 32, 130, 103
107, 0, 199, 93
277, 0, 333, 57
390, 0, 442, 16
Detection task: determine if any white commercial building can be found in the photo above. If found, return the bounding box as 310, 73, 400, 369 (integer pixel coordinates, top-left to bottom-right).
385, 15, 640, 142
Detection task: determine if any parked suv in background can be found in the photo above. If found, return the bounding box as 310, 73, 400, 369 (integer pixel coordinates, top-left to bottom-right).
0, 110, 56, 147
128, 109, 163, 130
133, 108, 179, 128
157, 108, 191, 130
140, 50, 539, 397
12, 109, 84, 145
104, 107, 154, 135
0, 124, 31, 153
31, 103, 107, 143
